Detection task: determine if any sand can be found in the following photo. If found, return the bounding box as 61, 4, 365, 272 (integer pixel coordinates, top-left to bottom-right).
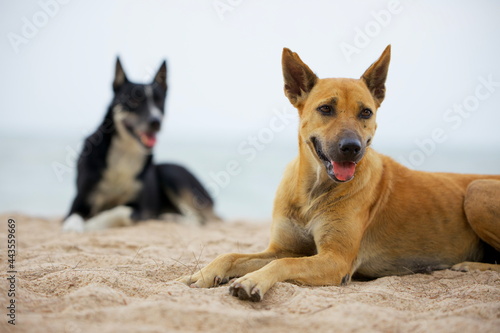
0, 213, 499, 333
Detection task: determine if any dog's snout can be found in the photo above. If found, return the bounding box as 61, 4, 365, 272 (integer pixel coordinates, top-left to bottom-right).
338, 137, 362, 160
149, 116, 161, 131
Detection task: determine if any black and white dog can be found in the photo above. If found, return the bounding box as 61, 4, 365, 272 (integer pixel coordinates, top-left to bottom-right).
63, 58, 219, 232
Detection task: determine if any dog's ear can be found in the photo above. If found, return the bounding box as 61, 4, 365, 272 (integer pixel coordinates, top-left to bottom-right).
113, 57, 128, 92
153, 60, 168, 92
282, 48, 318, 108
361, 45, 391, 107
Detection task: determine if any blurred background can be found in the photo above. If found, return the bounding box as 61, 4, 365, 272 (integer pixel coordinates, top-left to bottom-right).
1, 0, 499, 221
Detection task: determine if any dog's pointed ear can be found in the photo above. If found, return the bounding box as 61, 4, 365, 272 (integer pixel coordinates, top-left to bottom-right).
282, 48, 318, 108
153, 60, 167, 91
361, 45, 391, 107
113, 57, 128, 92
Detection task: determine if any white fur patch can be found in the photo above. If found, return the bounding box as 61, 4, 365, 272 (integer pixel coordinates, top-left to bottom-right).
89, 109, 147, 215
145, 85, 164, 121
62, 214, 85, 232
84, 206, 133, 231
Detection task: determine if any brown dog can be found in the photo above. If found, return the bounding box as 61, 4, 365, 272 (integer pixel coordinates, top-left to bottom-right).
178, 45, 500, 302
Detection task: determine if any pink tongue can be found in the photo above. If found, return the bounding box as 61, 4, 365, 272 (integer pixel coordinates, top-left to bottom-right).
140, 133, 157, 148
332, 162, 356, 181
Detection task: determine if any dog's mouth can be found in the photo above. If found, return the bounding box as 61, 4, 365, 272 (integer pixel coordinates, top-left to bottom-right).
311, 137, 357, 182
139, 132, 157, 148
124, 123, 158, 149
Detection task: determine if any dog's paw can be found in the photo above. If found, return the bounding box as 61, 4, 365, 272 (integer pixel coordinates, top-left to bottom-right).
451, 262, 472, 272
176, 273, 230, 288
229, 275, 267, 302
175, 275, 192, 285
451, 261, 499, 272
84, 206, 133, 231
62, 214, 85, 233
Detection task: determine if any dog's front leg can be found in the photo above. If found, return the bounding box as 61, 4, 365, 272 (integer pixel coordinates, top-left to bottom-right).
229, 218, 362, 301
228, 253, 352, 301
84, 206, 134, 231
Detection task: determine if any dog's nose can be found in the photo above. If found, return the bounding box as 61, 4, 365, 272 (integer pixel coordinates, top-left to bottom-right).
338, 137, 361, 160
149, 117, 161, 131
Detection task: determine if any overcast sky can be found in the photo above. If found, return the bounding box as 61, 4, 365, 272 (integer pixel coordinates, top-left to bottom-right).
2, 0, 500, 147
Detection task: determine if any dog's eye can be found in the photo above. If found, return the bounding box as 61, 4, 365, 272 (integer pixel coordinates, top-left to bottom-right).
359, 108, 373, 119
317, 105, 333, 115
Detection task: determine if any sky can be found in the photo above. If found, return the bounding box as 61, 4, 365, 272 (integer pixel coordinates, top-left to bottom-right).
1, 0, 500, 219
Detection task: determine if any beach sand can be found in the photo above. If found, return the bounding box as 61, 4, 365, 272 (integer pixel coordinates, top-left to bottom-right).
0, 213, 499, 333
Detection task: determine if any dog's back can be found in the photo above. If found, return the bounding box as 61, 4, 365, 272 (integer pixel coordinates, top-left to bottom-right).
341, 151, 500, 277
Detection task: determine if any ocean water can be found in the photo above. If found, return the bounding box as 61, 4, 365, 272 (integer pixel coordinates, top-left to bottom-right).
0, 131, 296, 221
1, 131, 499, 221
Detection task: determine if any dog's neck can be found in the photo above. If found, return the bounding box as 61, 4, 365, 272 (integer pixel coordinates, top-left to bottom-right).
297, 139, 336, 198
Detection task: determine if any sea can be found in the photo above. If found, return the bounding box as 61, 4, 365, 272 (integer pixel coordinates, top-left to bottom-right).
1, 131, 499, 221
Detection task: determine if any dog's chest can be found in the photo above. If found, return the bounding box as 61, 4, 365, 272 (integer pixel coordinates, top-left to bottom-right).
90, 137, 147, 214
